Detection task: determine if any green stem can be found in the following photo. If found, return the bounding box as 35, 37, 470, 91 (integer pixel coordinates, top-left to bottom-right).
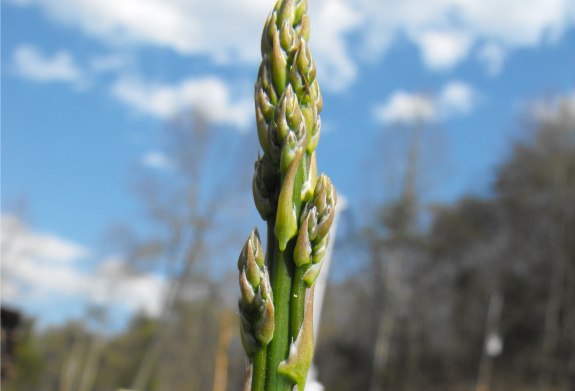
289, 154, 309, 341
265, 157, 306, 391
254, 215, 272, 391
294, 154, 306, 215
265, 238, 294, 391
252, 344, 267, 391
289, 264, 310, 340
266, 217, 276, 281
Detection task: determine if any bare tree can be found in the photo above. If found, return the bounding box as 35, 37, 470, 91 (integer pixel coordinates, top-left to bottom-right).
125, 110, 254, 390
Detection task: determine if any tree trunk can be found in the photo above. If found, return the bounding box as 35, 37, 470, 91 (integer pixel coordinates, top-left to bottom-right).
130, 235, 204, 390
78, 337, 104, 391
538, 229, 566, 391
476, 291, 504, 391
212, 310, 233, 391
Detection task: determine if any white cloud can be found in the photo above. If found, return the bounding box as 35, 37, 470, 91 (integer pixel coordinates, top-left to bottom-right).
375, 91, 436, 124
361, 0, 574, 74
309, 0, 364, 91
13, 44, 83, 83
1, 214, 88, 265
414, 30, 473, 70
358, 0, 573, 72
111, 75, 252, 129
438, 82, 476, 116
1, 215, 165, 317
6, 0, 575, 88
86, 257, 165, 317
6, 0, 270, 62
142, 151, 173, 170
11, 42, 251, 128
7, 0, 362, 92
375, 81, 478, 125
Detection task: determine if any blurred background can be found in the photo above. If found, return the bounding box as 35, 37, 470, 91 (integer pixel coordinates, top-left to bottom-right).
2, 0, 575, 390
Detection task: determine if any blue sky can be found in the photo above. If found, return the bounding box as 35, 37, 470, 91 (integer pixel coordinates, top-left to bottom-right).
2, 0, 575, 328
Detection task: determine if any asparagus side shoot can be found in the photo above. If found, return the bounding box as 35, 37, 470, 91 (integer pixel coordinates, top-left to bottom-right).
238, 1, 337, 390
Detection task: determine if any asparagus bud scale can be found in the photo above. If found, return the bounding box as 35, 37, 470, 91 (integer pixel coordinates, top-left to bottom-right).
237, 1, 336, 390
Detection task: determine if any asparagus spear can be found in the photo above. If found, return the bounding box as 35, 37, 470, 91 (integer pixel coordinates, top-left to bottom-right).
238, 228, 274, 391
239, 1, 336, 390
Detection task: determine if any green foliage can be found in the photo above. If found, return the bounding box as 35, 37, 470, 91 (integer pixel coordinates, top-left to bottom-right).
94, 316, 156, 391
3, 320, 44, 391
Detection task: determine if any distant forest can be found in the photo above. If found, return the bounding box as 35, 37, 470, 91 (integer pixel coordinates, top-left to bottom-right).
3, 100, 574, 391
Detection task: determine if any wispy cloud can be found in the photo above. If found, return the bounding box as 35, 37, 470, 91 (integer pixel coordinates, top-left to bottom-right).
1, 215, 166, 318
13, 44, 83, 84
142, 151, 174, 170
477, 43, 507, 76
375, 81, 478, 125
111, 75, 253, 129
357, 0, 574, 73
11, 42, 251, 129
90, 53, 133, 73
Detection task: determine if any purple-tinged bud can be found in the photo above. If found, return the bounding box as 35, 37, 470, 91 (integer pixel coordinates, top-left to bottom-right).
314, 175, 336, 240
301, 152, 317, 202
311, 79, 322, 113
303, 206, 318, 242
300, 103, 315, 147
259, 55, 278, 106
253, 154, 278, 221
289, 38, 316, 105
280, 132, 298, 177
276, 149, 303, 251
260, 268, 273, 301
257, 64, 276, 120
251, 228, 265, 268
267, 120, 282, 166
296, 39, 316, 85
294, 0, 307, 26
312, 233, 329, 264
256, 86, 274, 126
297, 14, 311, 43
280, 20, 298, 61
255, 99, 271, 157
261, 11, 278, 57
239, 310, 253, 333
254, 268, 273, 309
303, 257, 323, 287
256, 293, 275, 345
307, 113, 321, 155
314, 176, 328, 215
294, 214, 312, 267
240, 314, 258, 356
275, 98, 290, 142
246, 242, 262, 290
277, 0, 295, 28
240, 269, 255, 308
284, 85, 303, 131
272, 28, 288, 96
253, 170, 274, 220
